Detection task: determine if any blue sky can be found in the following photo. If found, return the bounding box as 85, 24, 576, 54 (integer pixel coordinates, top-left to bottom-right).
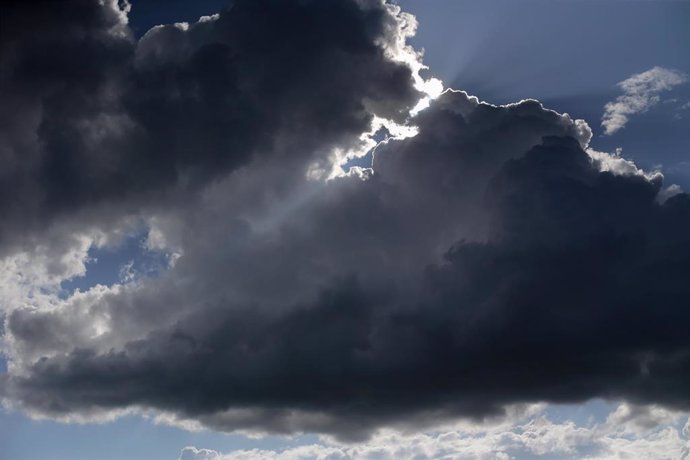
2, 1, 690, 459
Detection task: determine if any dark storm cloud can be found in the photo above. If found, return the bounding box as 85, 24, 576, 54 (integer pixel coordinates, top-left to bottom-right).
0, 0, 420, 253
3, 0, 690, 444
6, 79, 690, 442
0, 0, 134, 249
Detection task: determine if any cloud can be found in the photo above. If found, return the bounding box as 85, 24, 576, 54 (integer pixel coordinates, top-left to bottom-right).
6, 87, 690, 441
0, 0, 421, 255
180, 447, 221, 460
178, 403, 690, 460
3, 0, 690, 446
601, 66, 688, 135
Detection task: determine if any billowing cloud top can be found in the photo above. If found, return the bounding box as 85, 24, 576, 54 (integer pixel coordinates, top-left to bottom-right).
2, 0, 690, 444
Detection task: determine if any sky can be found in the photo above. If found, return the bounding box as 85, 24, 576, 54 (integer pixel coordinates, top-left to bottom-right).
1, 1, 690, 459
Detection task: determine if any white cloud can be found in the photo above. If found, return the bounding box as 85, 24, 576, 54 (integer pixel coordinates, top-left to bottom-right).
179, 403, 690, 460
180, 447, 222, 460
0, 234, 92, 313
586, 146, 662, 181
602, 66, 688, 135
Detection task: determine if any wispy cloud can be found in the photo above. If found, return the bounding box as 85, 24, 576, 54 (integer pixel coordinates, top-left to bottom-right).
602, 66, 688, 135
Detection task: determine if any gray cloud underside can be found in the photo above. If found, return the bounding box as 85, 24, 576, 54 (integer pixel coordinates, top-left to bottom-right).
2, 0, 690, 442
178, 402, 690, 459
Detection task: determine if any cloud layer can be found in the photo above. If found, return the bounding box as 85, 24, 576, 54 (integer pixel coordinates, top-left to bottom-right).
2, 0, 690, 445
178, 402, 690, 460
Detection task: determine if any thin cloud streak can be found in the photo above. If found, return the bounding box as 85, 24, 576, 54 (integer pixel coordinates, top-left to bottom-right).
602, 66, 688, 135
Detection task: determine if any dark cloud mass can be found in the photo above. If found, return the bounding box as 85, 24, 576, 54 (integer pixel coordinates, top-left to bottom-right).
0, 0, 419, 252
2, 0, 690, 443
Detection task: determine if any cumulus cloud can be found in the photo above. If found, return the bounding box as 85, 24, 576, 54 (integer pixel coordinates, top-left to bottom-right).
180, 447, 222, 460
601, 66, 688, 135
3, 0, 690, 447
